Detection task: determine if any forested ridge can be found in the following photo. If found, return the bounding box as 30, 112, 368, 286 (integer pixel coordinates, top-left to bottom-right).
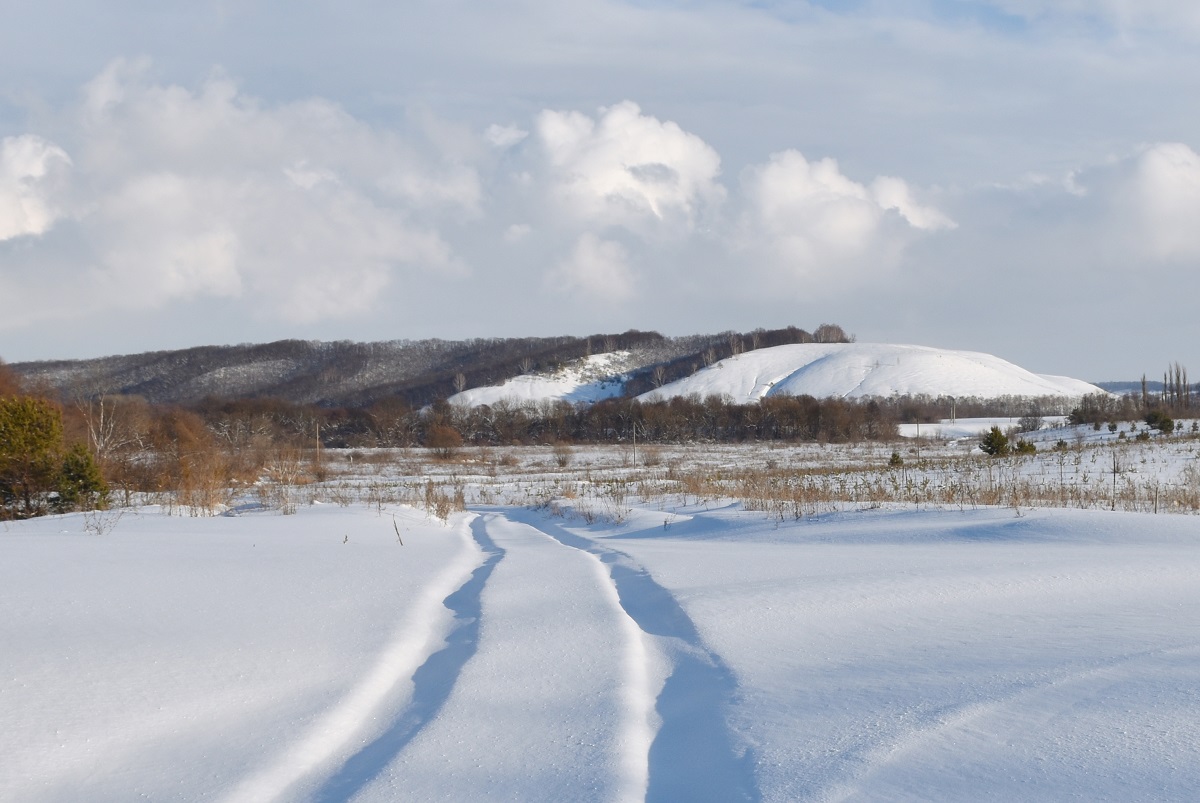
12, 324, 847, 408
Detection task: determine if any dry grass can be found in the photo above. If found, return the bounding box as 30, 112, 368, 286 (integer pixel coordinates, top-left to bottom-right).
142, 433, 1200, 522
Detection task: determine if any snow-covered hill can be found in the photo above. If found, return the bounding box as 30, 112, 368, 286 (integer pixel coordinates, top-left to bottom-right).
639, 343, 1102, 403
449, 352, 631, 407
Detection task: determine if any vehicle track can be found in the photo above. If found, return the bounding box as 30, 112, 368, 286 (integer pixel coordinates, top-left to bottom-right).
217, 516, 484, 803
308, 516, 506, 802
510, 510, 761, 803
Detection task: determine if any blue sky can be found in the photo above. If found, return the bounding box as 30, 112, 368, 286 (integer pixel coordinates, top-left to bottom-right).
2, 0, 1199, 380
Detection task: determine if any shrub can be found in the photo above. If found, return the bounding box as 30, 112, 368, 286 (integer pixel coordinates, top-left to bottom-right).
1017, 410, 1043, 433
1144, 410, 1175, 434
1014, 439, 1037, 455
426, 424, 463, 459
889, 451, 904, 467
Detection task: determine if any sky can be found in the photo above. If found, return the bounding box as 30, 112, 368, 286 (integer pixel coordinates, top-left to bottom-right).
2, 1, 1200, 380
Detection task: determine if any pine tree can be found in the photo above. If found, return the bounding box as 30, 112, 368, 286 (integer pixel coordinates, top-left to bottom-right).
0, 397, 65, 519
979, 426, 1010, 457
55, 442, 109, 513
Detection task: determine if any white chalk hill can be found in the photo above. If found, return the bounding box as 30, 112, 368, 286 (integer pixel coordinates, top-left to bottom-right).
450, 352, 632, 407
640, 343, 1102, 403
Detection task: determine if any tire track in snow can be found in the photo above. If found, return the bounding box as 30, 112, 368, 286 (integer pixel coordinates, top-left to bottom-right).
525, 517, 660, 803
510, 510, 761, 803
308, 516, 506, 803
218, 514, 491, 803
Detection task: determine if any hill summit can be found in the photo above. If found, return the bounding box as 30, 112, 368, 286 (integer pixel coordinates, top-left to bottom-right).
637, 343, 1103, 403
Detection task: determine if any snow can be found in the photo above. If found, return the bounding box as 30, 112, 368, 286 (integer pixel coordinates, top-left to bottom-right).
449, 352, 630, 407
4, 484, 1200, 801
640, 343, 1104, 403
897, 416, 1069, 440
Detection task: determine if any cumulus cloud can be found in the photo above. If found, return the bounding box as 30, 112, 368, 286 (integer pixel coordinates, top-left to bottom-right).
1127, 142, 1200, 261
2, 60, 474, 326
0, 135, 72, 241
534, 100, 723, 231
547, 232, 635, 301
738, 149, 953, 290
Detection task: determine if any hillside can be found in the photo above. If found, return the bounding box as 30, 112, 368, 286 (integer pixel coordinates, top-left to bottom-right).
8, 326, 822, 408
10, 331, 1105, 410
449, 352, 633, 407
637, 343, 1103, 403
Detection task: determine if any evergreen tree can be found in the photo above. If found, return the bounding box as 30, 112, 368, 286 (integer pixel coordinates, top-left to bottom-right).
0, 397, 65, 518
979, 426, 1010, 457
55, 442, 109, 513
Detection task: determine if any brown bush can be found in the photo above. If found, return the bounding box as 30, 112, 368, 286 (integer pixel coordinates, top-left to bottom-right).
426, 424, 463, 459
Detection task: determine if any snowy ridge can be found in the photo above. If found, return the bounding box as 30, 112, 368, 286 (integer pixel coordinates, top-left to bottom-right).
449, 351, 632, 407
640, 343, 1103, 403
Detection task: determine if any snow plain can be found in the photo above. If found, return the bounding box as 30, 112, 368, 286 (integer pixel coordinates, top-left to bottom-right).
5, 477, 1200, 802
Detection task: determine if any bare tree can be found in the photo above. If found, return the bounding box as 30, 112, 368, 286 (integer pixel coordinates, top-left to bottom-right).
813, 323, 850, 344
453, 372, 467, 394
70, 373, 151, 465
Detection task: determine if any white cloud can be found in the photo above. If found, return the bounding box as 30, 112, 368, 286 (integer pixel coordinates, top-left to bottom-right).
738, 150, 953, 289
4, 60, 472, 324
0, 135, 72, 241
870, 176, 957, 232
534, 100, 723, 231
547, 232, 635, 301
1127, 142, 1200, 261
485, 123, 529, 149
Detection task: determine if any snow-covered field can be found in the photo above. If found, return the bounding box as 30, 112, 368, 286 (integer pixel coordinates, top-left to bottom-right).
897, 416, 1069, 441
5, 437, 1200, 802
